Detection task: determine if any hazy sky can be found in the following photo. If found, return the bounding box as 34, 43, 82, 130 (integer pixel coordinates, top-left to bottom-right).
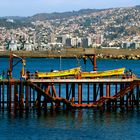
0, 0, 139, 16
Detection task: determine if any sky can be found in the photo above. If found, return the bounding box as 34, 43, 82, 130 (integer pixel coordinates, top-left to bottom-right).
0, 0, 139, 17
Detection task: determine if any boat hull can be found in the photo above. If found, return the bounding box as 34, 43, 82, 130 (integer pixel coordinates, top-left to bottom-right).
81, 68, 125, 78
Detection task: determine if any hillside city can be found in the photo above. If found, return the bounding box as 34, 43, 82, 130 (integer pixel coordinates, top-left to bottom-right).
0, 6, 139, 51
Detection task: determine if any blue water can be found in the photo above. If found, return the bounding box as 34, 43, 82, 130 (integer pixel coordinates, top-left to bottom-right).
0, 58, 140, 140
1, 58, 140, 78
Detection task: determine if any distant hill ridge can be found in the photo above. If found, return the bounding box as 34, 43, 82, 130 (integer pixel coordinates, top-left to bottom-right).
28, 9, 103, 21
0, 5, 139, 21
0, 5, 139, 28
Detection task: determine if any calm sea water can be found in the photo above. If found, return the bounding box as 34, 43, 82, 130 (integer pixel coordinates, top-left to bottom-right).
0, 58, 140, 140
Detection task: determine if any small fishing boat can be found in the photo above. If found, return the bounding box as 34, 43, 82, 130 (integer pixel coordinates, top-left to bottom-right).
81, 67, 125, 78
35, 67, 125, 79
36, 67, 81, 78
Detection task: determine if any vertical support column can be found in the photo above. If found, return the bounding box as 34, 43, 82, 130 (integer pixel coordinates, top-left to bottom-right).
99, 83, 105, 110
100, 84, 103, 98
19, 80, 24, 110
93, 54, 97, 71
106, 83, 110, 98
106, 83, 110, 109
72, 83, 75, 103
7, 80, 12, 111
78, 83, 82, 105
14, 84, 18, 111
25, 82, 29, 110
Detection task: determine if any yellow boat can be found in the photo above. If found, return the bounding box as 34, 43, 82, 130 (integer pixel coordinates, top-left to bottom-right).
37, 67, 81, 78
81, 67, 125, 78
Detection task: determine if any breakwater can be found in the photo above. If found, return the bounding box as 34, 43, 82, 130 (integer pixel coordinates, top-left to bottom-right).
1, 48, 140, 59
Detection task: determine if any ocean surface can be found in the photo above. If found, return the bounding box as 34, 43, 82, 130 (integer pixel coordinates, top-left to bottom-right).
0, 58, 140, 140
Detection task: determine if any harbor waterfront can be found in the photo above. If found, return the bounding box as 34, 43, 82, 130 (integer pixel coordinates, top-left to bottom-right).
1, 48, 140, 59
1, 57, 140, 139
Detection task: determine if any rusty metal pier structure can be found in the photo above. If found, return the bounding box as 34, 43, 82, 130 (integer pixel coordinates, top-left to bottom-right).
0, 50, 140, 112
0, 78, 140, 111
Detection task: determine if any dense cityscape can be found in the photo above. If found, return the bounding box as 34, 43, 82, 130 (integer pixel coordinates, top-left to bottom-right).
0, 5, 139, 51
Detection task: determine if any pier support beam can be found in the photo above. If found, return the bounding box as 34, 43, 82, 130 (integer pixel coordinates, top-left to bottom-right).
78, 83, 82, 105
14, 84, 19, 111
106, 83, 111, 110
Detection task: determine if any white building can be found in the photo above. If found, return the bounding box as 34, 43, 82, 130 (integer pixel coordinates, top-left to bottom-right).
9, 40, 17, 51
